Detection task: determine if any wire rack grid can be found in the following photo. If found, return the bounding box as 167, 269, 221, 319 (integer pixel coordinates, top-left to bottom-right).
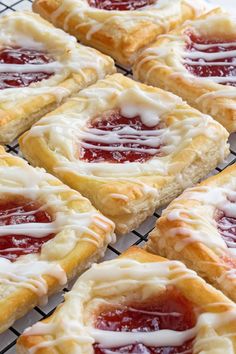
0, 0, 236, 353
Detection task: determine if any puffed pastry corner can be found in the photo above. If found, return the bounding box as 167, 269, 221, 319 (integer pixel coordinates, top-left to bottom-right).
134, 8, 236, 132
0, 147, 114, 333
32, 0, 205, 66
0, 11, 115, 143
17, 247, 236, 354
19, 73, 229, 234
147, 163, 236, 303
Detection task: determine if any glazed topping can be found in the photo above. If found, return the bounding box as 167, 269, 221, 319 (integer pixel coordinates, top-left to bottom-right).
0, 200, 54, 261
93, 288, 196, 354
24, 259, 235, 353
184, 32, 236, 86
216, 208, 236, 250
88, 0, 155, 11
80, 110, 163, 163
0, 47, 55, 89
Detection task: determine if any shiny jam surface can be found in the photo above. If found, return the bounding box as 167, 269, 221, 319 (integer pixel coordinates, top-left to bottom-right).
93, 288, 196, 354
88, 0, 155, 11
0, 47, 54, 89
80, 111, 163, 163
184, 33, 236, 87
0, 200, 54, 261
216, 208, 236, 249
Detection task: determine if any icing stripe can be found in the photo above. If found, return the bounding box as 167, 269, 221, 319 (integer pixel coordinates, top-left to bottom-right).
184, 49, 236, 61
0, 62, 62, 73
192, 42, 236, 50
183, 60, 236, 67
0, 258, 67, 297
22, 258, 236, 353
89, 327, 196, 348
81, 142, 160, 155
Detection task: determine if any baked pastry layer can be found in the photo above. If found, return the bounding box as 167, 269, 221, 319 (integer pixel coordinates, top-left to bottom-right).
134, 9, 236, 132
19, 73, 229, 234
147, 163, 236, 303
32, 0, 205, 67
0, 146, 114, 333
17, 246, 236, 354
0, 11, 115, 143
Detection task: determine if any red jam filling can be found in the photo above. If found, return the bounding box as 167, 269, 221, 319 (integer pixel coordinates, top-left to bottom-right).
88, 0, 155, 11
80, 110, 163, 163
216, 208, 236, 249
93, 288, 196, 354
0, 47, 54, 89
0, 200, 55, 262
184, 32, 236, 87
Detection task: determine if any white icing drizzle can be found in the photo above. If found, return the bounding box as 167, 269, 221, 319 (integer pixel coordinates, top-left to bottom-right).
159, 183, 236, 257
0, 86, 71, 104
196, 88, 236, 112
191, 42, 236, 51
184, 48, 236, 61
183, 60, 236, 67
0, 257, 67, 298
136, 38, 236, 85
80, 122, 162, 155
0, 11, 114, 105
133, 14, 236, 115
118, 86, 167, 127
1, 12, 111, 77
182, 43, 236, 84
22, 258, 236, 354
22, 77, 228, 178
0, 163, 114, 248
134, 14, 236, 103
0, 153, 115, 302
0, 62, 62, 74
47, 0, 192, 53
89, 327, 196, 348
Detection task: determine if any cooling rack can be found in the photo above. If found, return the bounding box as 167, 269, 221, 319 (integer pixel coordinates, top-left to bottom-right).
0, 0, 236, 352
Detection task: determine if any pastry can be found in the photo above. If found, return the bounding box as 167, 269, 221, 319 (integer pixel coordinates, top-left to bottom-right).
17, 246, 236, 354
32, 0, 205, 67
0, 146, 114, 333
134, 8, 236, 132
19, 73, 229, 234
0, 11, 115, 144
147, 163, 236, 303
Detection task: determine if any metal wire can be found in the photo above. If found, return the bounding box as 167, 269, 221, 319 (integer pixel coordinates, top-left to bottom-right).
0, 1, 236, 352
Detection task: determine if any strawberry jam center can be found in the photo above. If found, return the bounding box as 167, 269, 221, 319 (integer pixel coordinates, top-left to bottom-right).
184, 32, 236, 86
216, 208, 236, 249
80, 110, 163, 163
0, 200, 54, 261
93, 288, 196, 354
88, 0, 155, 11
0, 47, 54, 89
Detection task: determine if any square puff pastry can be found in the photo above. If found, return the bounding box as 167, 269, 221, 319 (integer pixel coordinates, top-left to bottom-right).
0, 11, 115, 144
17, 246, 236, 354
19, 73, 229, 234
147, 163, 236, 303
134, 8, 236, 132
0, 146, 114, 333
32, 0, 205, 67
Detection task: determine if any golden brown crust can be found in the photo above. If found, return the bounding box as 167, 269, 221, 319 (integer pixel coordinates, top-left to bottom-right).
0, 147, 114, 333
147, 164, 236, 302
19, 73, 229, 234
17, 246, 236, 354
32, 0, 204, 66
0, 11, 115, 144
133, 8, 236, 132
121, 248, 230, 307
